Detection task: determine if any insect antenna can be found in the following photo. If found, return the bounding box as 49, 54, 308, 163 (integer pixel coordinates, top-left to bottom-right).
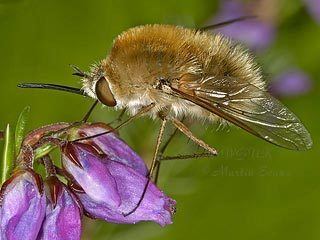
199, 15, 256, 31
69, 64, 89, 78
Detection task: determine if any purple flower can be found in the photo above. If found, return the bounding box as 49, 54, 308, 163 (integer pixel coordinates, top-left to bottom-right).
76, 160, 176, 226
269, 68, 312, 97
0, 118, 175, 240
0, 169, 46, 240
62, 142, 121, 208
37, 177, 82, 240
304, 0, 320, 23
211, 0, 275, 50
61, 123, 176, 226
77, 123, 148, 176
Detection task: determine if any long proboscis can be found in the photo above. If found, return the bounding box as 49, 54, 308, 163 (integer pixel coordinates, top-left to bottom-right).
17, 83, 88, 97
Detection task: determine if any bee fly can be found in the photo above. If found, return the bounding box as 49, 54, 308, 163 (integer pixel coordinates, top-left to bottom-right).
19, 16, 313, 214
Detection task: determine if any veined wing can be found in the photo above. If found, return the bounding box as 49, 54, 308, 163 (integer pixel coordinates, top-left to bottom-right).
171, 77, 312, 150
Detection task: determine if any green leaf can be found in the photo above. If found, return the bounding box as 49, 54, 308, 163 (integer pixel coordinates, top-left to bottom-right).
15, 106, 31, 155
1, 124, 15, 184
34, 143, 57, 160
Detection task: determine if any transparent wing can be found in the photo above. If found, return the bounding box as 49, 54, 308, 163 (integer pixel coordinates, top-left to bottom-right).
172, 77, 312, 150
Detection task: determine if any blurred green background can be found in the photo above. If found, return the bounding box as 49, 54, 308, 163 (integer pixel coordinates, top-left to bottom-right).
0, 0, 319, 239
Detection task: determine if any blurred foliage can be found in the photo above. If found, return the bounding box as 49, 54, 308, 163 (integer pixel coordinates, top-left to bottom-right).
0, 0, 319, 239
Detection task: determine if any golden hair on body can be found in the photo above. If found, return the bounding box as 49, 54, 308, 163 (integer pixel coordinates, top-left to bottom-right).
83, 24, 264, 122
81, 24, 311, 151
20, 23, 312, 151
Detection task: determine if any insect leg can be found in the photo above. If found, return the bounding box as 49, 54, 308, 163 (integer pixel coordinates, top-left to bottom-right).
154, 120, 217, 183
107, 108, 127, 126
73, 103, 155, 142
123, 118, 168, 217
159, 126, 180, 157
35, 100, 99, 140
153, 125, 180, 184
81, 100, 99, 122
149, 119, 168, 179
153, 162, 161, 185
160, 152, 216, 161
170, 118, 218, 155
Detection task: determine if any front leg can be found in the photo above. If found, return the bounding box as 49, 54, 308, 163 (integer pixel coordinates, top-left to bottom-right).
73, 103, 155, 142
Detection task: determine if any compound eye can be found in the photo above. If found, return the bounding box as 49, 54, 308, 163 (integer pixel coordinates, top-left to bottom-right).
95, 77, 117, 107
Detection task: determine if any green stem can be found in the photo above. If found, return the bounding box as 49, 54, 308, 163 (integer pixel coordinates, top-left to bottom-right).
1, 124, 15, 184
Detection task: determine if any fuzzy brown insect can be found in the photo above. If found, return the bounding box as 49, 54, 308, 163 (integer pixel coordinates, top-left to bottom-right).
18, 22, 312, 150
19, 22, 312, 159
19, 20, 313, 216
80, 24, 311, 150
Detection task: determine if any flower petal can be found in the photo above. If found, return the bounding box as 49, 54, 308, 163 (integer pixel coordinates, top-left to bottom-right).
211, 0, 275, 50
37, 181, 82, 240
62, 142, 121, 207
0, 170, 46, 240
77, 123, 148, 175
304, 0, 320, 23
269, 68, 312, 97
77, 159, 176, 227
